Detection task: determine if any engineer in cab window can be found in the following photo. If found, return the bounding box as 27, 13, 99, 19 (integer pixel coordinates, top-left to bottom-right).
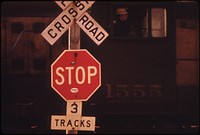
113, 8, 136, 37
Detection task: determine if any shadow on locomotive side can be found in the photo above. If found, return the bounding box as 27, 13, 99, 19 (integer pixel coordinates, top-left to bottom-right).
1, 1, 199, 134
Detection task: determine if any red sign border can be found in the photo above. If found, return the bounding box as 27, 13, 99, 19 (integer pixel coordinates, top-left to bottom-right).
51, 49, 101, 101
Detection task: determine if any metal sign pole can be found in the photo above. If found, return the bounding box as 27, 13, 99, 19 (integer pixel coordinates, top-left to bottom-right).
70, 23, 80, 50
67, 23, 80, 134
68, 27, 71, 50
67, 1, 80, 133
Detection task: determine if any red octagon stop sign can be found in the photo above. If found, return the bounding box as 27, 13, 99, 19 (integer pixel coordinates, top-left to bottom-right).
51, 49, 101, 101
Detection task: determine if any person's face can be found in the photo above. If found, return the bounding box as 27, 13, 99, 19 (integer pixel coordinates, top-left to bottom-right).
119, 14, 128, 21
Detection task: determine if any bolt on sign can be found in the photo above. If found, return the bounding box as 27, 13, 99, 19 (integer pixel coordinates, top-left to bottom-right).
41, 1, 109, 46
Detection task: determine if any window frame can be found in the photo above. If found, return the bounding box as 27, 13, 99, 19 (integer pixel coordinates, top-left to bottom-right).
109, 3, 169, 40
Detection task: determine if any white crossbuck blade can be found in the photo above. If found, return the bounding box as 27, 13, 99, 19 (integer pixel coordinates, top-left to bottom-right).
41, 1, 108, 46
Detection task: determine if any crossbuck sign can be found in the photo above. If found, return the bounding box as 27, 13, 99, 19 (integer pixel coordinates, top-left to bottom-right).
41, 1, 109, 46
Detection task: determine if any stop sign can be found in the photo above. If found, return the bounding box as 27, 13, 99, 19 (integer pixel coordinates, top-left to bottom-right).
51, 49, 101, 101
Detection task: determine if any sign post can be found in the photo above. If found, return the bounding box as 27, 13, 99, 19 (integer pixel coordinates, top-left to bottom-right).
41, 1, 108, 134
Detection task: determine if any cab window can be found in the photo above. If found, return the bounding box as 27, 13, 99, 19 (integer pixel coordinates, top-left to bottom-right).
112, 7, 167, 38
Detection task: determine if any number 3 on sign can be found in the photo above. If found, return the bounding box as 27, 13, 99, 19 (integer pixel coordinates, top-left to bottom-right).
66, 101, 82, 116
